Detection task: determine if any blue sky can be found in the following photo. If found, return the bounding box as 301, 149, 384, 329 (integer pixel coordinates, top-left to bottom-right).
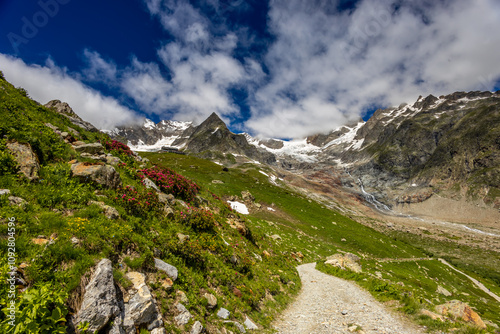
1, 0, 499, 138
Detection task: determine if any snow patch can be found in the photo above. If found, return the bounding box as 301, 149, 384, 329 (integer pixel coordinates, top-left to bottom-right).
259, 170, 269, 177
324, 122, 364, 150
128, 135, 181, 152
143, 118, 156, 130
227, 201, 249, 215
267, 207, 276, 212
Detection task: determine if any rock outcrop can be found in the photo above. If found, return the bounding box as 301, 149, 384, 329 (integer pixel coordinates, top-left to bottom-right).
71, 162, 122, 189
6, 141, 40, 180
76, 259, 120, 332
44, 100, 98, 132
435, 300, 486, 329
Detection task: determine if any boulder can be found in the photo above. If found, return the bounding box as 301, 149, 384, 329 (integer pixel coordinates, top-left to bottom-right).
143, 177, 160, 192
204, 293, 217, 309
6, 141, 40, 180
8, 196, 26, 207
436, 285, 452, 297
150, 328, 167, 334
123, 272, 160, 328
154, 258, 178, 281
244, 316, 258, 330
44, 100, 98, 132
74, 143, 105, 155
174, 303, 192, 326
217, 308, 230, 319
241, 190, 255, 202
0, 189, 10, 196
191, 321, 204, 334
106, 155, 122, 166
77, 259, 120, 332
158, 192, 175, 204
420, 309, 444, 321
177, 233, 190, 243
88, 200, 120, 219
435, 300, 486, 329
325, 253, 362, 273
71, 162, 122, 189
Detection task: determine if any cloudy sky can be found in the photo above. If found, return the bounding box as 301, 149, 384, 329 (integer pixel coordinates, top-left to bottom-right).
1, 0, 499, 138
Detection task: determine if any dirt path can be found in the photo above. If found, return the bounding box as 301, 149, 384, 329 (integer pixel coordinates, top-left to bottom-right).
438, 258, 500, 303
272, 263, 425, 334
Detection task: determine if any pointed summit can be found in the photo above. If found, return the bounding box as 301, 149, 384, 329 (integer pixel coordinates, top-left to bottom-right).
198, 112, 226, 130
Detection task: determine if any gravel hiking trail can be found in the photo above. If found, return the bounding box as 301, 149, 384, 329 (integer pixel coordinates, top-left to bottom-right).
273, 262, 425, 334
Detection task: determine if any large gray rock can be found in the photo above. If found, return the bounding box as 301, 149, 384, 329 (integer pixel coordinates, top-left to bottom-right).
191, 321, 204, 334
77, 259, 120, 332
71, 162, 122, 189
244, 316, 258, 330
123, 272, 160, 328
174, 303, 192, 326
6, 141, 40, 180
154, 258, 178, 281
217, 308, 230, 319
143, 177, 160, 192
74, 143, 105, 155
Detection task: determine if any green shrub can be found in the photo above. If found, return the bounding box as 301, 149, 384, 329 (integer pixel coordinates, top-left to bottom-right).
0, 283, 68, 334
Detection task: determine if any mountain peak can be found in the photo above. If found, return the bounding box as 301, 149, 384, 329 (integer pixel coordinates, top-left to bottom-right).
198, 112, 227, 130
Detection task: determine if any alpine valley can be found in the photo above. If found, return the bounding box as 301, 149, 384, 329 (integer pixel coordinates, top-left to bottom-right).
1, 69, 500, 334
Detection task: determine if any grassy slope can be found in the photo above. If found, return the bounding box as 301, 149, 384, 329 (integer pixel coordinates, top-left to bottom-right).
143, 152, 500, 333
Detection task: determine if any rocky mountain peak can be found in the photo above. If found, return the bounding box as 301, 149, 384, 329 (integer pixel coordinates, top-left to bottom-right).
198, 112, 227, 130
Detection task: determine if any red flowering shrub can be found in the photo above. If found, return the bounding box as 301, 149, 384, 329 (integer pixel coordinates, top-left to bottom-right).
114, 185, 162, 216
104, 140, 133, 156
138, 167, 200, 202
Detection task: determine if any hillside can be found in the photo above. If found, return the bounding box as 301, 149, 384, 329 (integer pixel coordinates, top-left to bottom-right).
1, 72, 500, 334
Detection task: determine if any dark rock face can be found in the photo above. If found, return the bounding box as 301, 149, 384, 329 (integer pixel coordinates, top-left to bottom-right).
44, 100, 98, 132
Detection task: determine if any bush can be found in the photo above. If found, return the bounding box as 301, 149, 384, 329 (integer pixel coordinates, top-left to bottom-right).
114, 185, 162, 217
178, 207, 217, 232
0, 283, 68, 333
103, 140, 133, 156
138, 167, 200, 202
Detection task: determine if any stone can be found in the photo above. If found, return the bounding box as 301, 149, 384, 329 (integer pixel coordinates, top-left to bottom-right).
77, 259, 120, 332
437, 285, 452, 297
217, 308, 230, 319
420, 309, 444, 321
164, 207, 175, 219
72, 141, 85, 147
160, 277, 173, 290
325, 253, 362, 273
123, 272, 160, 329
177, 233, 190, 243
263, 250, 271, 257
212, 180, 224, 184
241, 191, 255, 202
174, 303, 192, 326
74, 143, 105, 155
341, 310, 348, 315
270, 234, 282, 241
204, 293, 217, 308
176, 290, 189, 304
151, 328, 167, 334
8, 196, 26, 207
230, 255, 239, 265
435, 300, 486, 329
244, 316, 258, 330
227, 218, 249, 236
0, 189, 11, 196
191, 321, 204, 334
71, 162, 122, 189
71, 237, 81, 246
158, 192, 175, 204
31, 238, 49, 245
88, 201, 120, 219
106, 156, 122, 166
234, 322, 246, 333
154, 258, 178, 281
6, 141, 40, 180
143, 177, 160, 192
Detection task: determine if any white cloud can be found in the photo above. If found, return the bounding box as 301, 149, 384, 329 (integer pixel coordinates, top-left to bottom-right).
0, 54, 138, 129
81, 49, 118, 83
246, 0, 500, 138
